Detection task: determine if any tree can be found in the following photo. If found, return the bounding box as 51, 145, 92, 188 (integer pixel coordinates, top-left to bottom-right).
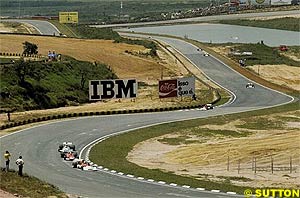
23, 41, 38, 55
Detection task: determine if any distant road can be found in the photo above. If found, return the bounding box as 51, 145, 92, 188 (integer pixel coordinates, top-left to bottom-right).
0, 19, 60, 36
92, 10, 299, 28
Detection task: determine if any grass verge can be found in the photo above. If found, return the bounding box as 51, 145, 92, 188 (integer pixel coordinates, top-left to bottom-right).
0, 169, 66, 198
90, 101, 299, 194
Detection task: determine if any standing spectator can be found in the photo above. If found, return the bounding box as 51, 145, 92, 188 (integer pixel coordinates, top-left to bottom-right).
16, 156, 24, 176
4, 151, 11, 172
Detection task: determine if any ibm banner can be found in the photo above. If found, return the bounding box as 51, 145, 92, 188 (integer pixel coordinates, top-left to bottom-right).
89, 79, 137, 100
159, 77, 195, 98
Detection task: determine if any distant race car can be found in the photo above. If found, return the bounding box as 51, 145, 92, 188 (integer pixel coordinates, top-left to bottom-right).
246, 82, 255, 88
203, 52, 209, 57
199, 104, 214, 111
58, 142, 77, 160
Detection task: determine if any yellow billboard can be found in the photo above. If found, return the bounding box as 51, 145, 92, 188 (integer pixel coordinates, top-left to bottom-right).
59, 12, 78, 24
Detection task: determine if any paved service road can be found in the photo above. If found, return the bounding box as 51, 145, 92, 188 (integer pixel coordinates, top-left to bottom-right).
0, 14, 294, 197
0, 19, 60, 36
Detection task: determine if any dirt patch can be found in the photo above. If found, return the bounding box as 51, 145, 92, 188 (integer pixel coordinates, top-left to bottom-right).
0, 23, 14, 33
0, 22, 39, 34
127, 111, 300, 189
0, 189, 17, 198
248, 65, 300, 91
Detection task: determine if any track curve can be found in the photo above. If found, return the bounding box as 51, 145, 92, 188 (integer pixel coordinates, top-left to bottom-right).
0, 20, 294, 198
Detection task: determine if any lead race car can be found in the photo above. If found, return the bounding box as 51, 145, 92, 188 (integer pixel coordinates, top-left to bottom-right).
58, 142, 78, 160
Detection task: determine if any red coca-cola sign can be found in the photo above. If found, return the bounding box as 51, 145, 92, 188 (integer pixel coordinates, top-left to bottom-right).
159, 79, 177, 98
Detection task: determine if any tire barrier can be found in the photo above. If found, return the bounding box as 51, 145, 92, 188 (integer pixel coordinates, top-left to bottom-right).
0, 94, 220, 130
0, 51, 44, 59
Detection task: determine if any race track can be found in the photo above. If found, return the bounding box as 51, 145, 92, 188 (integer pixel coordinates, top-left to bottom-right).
0, 19, 61, 36
0, 13, 295, 198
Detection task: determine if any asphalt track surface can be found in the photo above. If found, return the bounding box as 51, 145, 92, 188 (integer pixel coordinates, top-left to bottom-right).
0, 13, 295, 198
0, 19, 61, 36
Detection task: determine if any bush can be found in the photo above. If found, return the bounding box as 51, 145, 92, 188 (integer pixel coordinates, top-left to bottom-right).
0, 56, 116, 111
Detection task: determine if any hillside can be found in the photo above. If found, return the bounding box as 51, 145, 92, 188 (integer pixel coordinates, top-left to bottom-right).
0, 34, 169, 85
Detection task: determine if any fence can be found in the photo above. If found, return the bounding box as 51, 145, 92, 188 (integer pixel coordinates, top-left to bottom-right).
226, 155, 298, 175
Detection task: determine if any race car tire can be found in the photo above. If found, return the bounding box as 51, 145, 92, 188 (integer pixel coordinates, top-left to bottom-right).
72, 161, 78, 168
70, 145, 75, 150
58, 144, 63, 150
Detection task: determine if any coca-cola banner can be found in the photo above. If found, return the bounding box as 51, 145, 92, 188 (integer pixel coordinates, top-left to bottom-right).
159, 79, 177, 98
159, 77, 195, 98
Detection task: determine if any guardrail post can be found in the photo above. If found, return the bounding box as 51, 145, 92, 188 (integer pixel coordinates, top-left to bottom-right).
271, 156, 273, 174
290, 156, 292, 174
254, 157, 257, 174
227, 156, 229, 171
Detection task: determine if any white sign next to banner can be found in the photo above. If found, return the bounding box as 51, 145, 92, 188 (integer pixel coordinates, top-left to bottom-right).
89, 79, 137, 100
177, 77, 195, 97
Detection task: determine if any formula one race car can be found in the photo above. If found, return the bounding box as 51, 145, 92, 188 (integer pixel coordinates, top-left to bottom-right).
199, 104, 214, 111
58, 142, 78, 160
203, 52, 209, 57
246, 82, 255, 88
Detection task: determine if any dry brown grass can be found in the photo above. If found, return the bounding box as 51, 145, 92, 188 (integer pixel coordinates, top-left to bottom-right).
0, 34, 161, 84
127, 110, 300, 189
249, 65, 300, 91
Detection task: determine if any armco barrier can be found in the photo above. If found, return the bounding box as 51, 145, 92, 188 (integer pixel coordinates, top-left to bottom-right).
0, 51, 44, 59
0, 93, 221, 130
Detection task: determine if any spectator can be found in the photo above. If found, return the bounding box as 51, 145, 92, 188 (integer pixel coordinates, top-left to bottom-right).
48, 51, 52, 60
16, 156, 24, 176
4, 151, 11, 172
192, 94, 197, 101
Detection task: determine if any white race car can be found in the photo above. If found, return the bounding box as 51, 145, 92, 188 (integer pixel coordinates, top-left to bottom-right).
246, 82, 255, 88
58, 142, 77, 159
199, 104, 214, 111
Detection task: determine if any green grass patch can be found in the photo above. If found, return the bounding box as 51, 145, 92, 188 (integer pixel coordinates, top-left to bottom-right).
0, 57, 18, 64
48, 20, 78, 37
90, 101, 299, 194
0, 169, 66, 198
184, 128, 252, 137
218, 17, 300, 32
158, 135, 198, 145
237, 117, 284, 130
217, 176, 253, 182
158, 128, 251, 145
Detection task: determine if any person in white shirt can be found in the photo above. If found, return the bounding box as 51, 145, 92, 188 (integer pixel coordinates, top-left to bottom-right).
16, 156, 24, 176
